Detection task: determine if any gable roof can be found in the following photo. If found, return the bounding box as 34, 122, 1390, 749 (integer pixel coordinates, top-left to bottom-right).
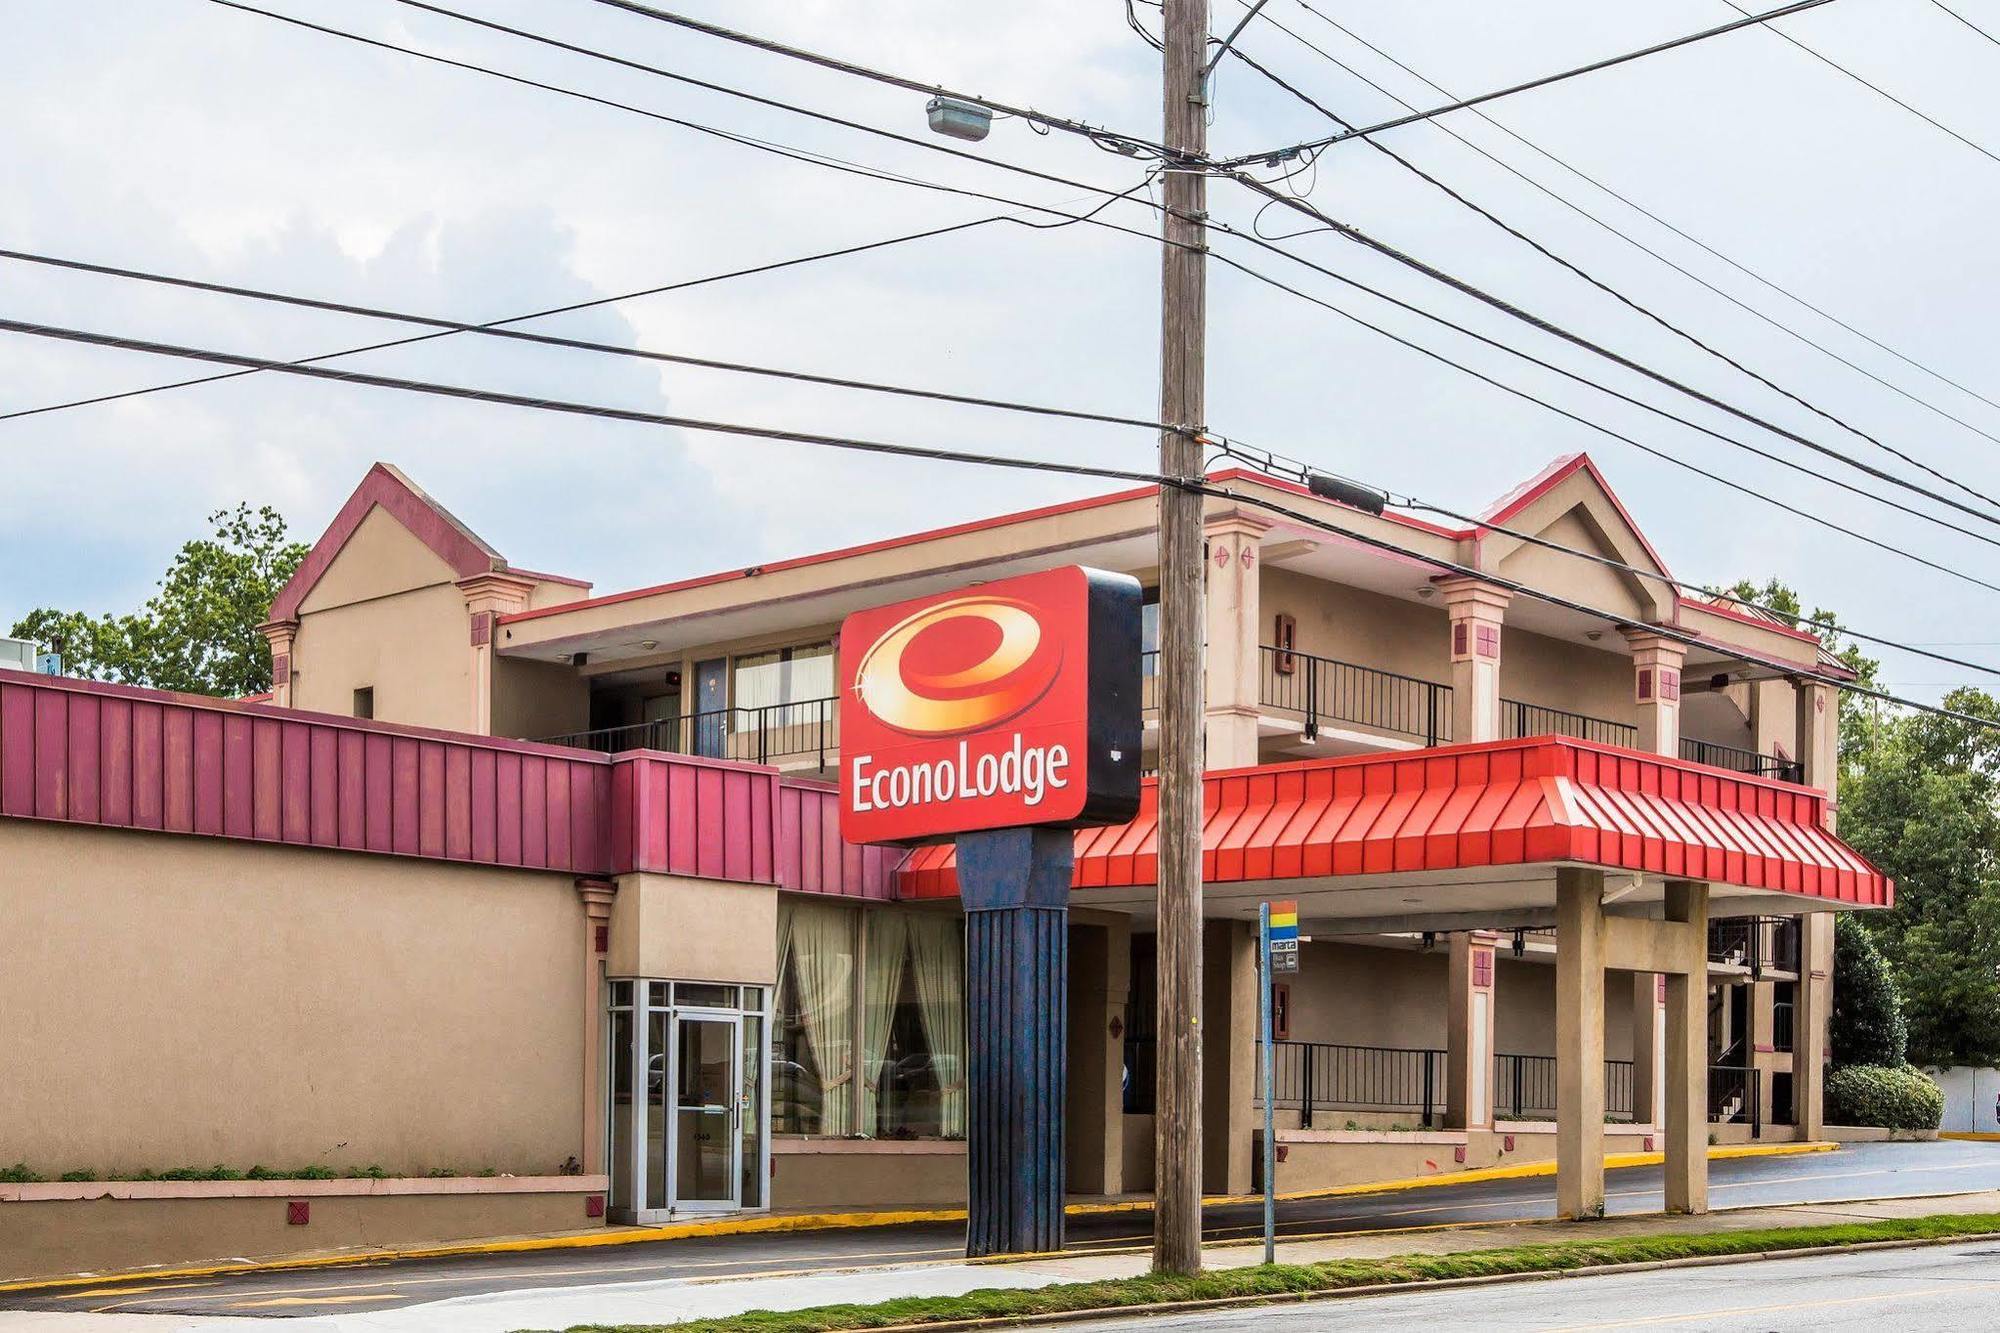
266, 463, 581, 624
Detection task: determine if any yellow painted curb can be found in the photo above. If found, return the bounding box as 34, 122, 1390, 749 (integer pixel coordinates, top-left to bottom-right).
0, 1140, 1836, 1296
1942, 1131, 2000, 1142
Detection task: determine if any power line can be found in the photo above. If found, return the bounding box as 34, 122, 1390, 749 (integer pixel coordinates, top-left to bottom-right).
0, 233, 1168, 432
0, 316, 1179, 487
1222, 11, 2000, 508
1204, 437, 2000, 680
1722, 0, 2000, 167
6, 311, 1988, 732
1200, 240, 2000, 597
1286, 1, 2000, 434
574, 0, 1173, 157
1932, 0, 2000, 48
1207, 208, 2000, 558
1224, 173, 2000, 534
1215, 0, 1839, 168
0, 217, 1048, 423
207, 0, 2000, 587
355, 0, 2000, 536
1204, 478, 2000, 733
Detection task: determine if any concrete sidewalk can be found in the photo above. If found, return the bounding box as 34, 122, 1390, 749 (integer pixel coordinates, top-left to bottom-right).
18, 1188, 1997, 1332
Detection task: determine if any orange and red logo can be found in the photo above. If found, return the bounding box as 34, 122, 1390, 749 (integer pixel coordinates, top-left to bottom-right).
839, 566, 1142, 845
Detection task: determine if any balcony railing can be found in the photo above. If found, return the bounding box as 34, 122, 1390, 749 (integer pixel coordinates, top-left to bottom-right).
1500, 698, 1637, 748
1774, 999, 1795, 1054
1259, 645, 1452, 747
1708, 916, 1802, 976
1247, 1042, 1633, 1126
1493, 1053, 1635, 1121
1680, 737, 1805, 784
542, 696, 839, 770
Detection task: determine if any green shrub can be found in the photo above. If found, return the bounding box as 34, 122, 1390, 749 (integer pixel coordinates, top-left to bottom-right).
0, 1163, 44, 1184
1831, 915, 1908, 1068
1825, 1064, 1944, 1130
58, 1170, 97, 1183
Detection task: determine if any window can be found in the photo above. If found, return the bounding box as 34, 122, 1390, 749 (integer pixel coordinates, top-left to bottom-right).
1141, 590, 1160, 677
733, 642, 835, 732
863, 911, 965, 1139
352, 686, 374, 719
773, 900, 964, 1139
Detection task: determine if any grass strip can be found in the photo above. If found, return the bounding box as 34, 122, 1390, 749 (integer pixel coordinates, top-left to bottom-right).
558, 1211, 2000, 1333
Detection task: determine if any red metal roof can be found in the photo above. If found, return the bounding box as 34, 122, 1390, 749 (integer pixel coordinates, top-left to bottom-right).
898, 738, 1890, 908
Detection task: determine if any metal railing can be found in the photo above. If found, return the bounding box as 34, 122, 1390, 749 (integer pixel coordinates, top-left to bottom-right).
1679, 737, 1805, 783
1709, 1064, 1758, 1128
1259, 645, 1452, 747
1493, 1053, 1635, 1121
1500, 699, 1638, 748
541, 696, 840, 770
1253, 1042, 1634, 1127
1276, 1041, 1444, 1126
1708, 917, 1802, 976
1773, 999, 1795, 1054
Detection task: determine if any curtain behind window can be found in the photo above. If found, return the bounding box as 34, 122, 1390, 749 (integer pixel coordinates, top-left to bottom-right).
907, 913, 967, 1138
861, 911, 910, 1135
777, 900, 855, 1135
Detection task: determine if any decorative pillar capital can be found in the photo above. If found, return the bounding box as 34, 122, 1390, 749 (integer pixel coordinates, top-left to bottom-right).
258, 619, 299, 708
1623, 627, 1686, 756
575, 878, 618, 956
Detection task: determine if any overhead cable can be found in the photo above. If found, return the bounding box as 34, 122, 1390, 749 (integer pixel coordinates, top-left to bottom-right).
1221, 37, 2000, 510
4, 312, 1990, 731
0, 241, 1169, 432
1293, 0, 2000, 430
1214, 0, 1839, 168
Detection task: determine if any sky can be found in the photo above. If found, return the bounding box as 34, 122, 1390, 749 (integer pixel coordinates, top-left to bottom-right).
4, 0, 1998, 702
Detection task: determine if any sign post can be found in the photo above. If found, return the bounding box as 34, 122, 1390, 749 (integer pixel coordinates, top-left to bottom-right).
1260, 900, 1297, 1264
840, 565, 1142, 1257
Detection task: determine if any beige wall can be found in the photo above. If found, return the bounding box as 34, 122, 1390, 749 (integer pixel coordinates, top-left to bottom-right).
0, 822, 586, 1177
291, 508, 473, 730
769, 1143, 964, 1210
1283, 939, 1451, 1049
607, 874, 778, 985
1262, 568, 1446, 686
1502, 627, 1632, 728
491, 656, 590, 742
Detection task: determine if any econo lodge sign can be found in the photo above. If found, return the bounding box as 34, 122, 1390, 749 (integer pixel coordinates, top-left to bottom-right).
839, 566, 1143, 844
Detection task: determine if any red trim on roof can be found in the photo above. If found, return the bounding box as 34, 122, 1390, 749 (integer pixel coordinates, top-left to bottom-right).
268, 464, 505, 623
1474, 453, 1678, 586
898, 737, 1889, 908
1683, 597, 1824, 647
500, 469, 1462, 629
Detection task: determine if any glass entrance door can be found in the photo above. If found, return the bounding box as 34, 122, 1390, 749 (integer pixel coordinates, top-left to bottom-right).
672, 1014, 740, 1212
607, 981, 767, 1224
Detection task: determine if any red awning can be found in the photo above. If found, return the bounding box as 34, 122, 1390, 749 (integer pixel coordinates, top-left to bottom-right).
898, 738, 1891, 909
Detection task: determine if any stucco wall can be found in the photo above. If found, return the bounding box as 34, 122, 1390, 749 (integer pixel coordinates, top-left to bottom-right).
607, 873, 777, 984
0, 821, 586, 1177
491, 655, 590, 742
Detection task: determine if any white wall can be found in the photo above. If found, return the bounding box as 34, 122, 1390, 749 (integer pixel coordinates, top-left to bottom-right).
1931, 1066, 2000, 1133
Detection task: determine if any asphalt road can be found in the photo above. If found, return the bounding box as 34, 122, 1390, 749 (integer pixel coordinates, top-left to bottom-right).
1060, 1238, 2000, 1330
10, 1139, 2000, 1318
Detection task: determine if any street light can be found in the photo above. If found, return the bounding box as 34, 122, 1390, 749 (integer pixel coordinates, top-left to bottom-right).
925, 96, 992, 142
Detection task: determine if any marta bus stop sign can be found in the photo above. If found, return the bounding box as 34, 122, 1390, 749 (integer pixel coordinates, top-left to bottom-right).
1269, 899, 1299, 974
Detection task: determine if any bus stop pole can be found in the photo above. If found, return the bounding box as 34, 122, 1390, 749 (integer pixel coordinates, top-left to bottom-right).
1259, 901, 1275, 1265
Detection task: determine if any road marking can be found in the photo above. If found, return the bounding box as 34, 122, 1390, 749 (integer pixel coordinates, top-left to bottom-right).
61, 1282, 212, 1299
227, 1294, 403, 1309
1539, 1279, 2000, 1329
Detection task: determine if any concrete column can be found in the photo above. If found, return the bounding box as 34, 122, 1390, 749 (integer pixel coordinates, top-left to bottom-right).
1203, 513, 1270, 769
1631, 972, 1665, 1129
1749, 977, 1777, 1136
1663, 880, 1711, 1213
1067, 914, 1131, 1195
1201, 918, 1257, 1195
1622, 630, 1687, 757
1445, 932, 1497, 1130
257, 619, 298, 709
1556, 868, 1607, 1219
1793, 679, 1839, 821
958, 827, 1072, 1257
575, 877, 618, 1178
1438, 577, 1511, 743
1797, 914, 1832, 1139
457, 571, 538, 735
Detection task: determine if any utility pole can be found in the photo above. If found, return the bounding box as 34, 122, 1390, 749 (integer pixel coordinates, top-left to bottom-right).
1154, 0, 1208, 1278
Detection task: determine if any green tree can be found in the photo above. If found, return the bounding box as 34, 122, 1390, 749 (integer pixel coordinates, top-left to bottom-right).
1840, 687, 2000, 1069
10, 505, 308, 699
1828, 912, 1908, 1067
